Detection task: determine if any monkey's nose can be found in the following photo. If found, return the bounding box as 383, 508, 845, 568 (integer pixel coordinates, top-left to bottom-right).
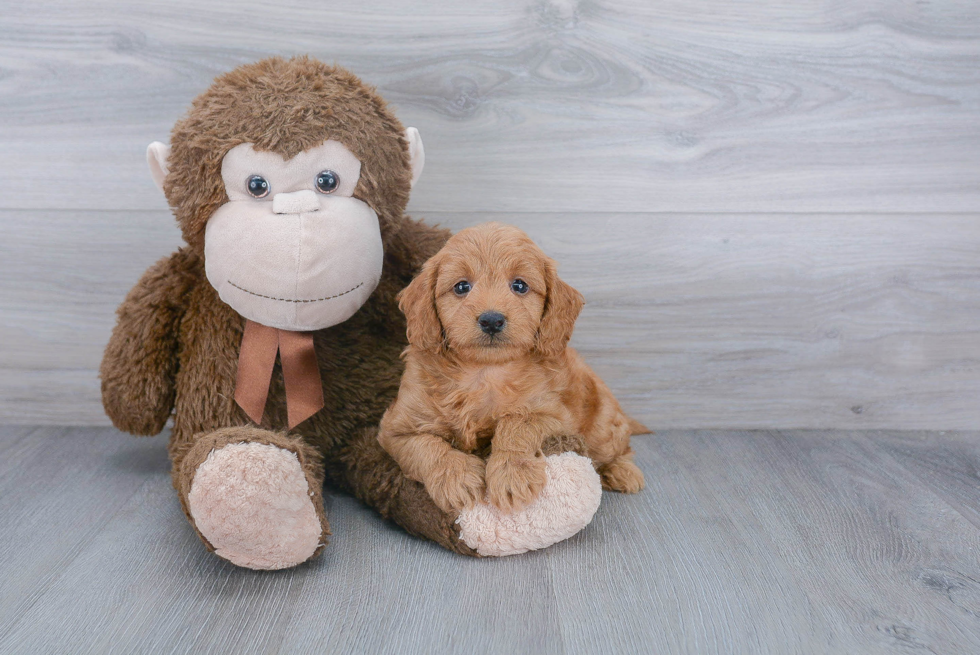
478, 311, 506, 335
272, 190, 320, 215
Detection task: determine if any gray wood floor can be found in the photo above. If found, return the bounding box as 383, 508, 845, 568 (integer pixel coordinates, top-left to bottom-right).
2, 425, 980, 654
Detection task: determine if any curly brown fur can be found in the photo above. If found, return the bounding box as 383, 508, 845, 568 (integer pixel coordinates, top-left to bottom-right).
378, 223, 647, 514
100, 57, 476, 561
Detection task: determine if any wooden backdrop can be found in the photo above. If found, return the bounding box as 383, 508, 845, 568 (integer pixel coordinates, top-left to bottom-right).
1, 0, 978, 428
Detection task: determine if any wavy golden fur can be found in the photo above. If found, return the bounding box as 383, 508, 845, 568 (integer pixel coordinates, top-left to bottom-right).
378, 223, 648, 513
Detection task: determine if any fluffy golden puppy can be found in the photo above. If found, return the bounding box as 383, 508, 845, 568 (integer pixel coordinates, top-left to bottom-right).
378, 222, 647, 513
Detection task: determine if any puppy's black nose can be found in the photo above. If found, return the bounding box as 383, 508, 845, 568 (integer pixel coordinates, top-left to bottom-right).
478, 311, 506, 335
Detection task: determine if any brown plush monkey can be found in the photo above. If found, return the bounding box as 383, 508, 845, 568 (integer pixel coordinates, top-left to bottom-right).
101, 57, 599, 570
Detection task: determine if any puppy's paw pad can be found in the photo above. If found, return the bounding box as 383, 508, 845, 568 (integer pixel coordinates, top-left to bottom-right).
486, 453, 547, 512
599, 457, 645, 493
188, 442, 322, 570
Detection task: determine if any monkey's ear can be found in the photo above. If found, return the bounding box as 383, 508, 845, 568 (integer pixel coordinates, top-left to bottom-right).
146, 141, 171, 193
397, 255, 443, 351
404, 127, 425, 188
534, 260, 585, 358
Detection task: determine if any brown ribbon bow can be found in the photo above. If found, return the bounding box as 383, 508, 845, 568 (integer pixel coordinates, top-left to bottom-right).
235, 320, 325, 429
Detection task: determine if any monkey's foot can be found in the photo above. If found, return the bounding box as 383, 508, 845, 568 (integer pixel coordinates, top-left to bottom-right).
455, 452, 602, 556
187, 441, 324, 570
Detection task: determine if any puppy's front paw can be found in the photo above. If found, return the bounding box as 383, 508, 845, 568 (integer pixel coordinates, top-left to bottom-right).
599, 454, 645, 493
486, 452, 547, 512
425, 451, 486, 513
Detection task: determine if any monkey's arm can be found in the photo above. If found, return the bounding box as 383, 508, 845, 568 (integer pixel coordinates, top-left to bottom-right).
100, 249, 198, 436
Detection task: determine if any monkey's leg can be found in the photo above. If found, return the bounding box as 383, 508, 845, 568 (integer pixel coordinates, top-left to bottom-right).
330, 428, 603, 557
329, 427, 479, 556
169, 426, 329, 570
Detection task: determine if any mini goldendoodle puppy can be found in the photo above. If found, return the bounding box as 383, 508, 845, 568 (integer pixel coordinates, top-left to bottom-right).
378, 222, 648, 513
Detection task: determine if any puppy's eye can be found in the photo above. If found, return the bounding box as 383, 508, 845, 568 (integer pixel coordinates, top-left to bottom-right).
315, 170, 340, 194
453, 281, 472, 296
511, 279, 529, 294
246, 175, 270, 198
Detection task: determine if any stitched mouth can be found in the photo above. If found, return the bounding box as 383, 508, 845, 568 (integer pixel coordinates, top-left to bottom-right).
227, 280, 364, 303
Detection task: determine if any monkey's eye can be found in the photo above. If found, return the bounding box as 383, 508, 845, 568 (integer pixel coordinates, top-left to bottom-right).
453, 280, 472, 296
511, 279, 529, 294
246, 175, 270, 198
315, 170, 340, 194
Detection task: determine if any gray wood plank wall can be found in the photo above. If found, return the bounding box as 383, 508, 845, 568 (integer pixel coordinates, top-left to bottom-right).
1, 0, 978, 428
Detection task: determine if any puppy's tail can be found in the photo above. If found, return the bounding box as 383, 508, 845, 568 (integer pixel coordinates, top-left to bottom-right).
627, 415, 653, 435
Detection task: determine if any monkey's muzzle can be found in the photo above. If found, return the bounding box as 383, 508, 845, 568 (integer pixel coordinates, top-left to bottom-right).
204, 195, 383, 331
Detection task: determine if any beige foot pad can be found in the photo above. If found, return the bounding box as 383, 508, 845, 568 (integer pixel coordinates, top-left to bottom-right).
456, 452, 602, 556
187, 442, 322, 570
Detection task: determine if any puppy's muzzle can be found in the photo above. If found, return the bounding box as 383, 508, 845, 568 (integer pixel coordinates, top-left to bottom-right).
478, 311, 506, 335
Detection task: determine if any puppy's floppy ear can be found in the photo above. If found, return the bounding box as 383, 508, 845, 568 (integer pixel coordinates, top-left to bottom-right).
398, 255, 443, 351
535, 259, 585, 357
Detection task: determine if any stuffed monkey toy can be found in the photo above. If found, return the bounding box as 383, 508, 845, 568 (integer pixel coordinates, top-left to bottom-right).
100, 57, 601, 569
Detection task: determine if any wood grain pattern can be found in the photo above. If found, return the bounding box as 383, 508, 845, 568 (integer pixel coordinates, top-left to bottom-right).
2, 426, 980, 653
551, 429, 980, 652
870, 430, 980, 530
2, 0, 978, 427
2, 210, 978, 428
0, 0, 977, 213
